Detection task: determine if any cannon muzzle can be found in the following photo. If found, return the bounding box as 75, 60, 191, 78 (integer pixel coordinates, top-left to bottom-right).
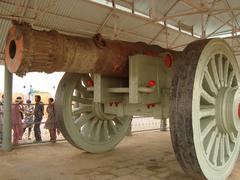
5, 23, 172, 76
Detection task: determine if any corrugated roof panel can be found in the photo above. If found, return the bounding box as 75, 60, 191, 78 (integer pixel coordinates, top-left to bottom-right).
0, 0, 240, 62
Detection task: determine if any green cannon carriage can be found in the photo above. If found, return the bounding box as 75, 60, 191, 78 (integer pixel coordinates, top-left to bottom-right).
5, 23, 240, 179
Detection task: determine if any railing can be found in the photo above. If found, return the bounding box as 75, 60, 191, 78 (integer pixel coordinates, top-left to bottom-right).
19, 120, 65, 146
0, 103, 65, 146
132, 117, 169, 132
0, 104, 168, 147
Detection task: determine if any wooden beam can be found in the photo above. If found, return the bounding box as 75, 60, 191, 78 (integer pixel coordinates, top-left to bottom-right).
126, 7, 240, 33
149, 0, 180, 45
96, 9, 115, 33
0, 0, 197, 47
224, 0, 240, 45
165, 21, 168, 48
203, 0, 217, 32
149, 27, 165, 44
164, 0, 180, 16
181, 0, 240, 31
207, 12, 240, 38
169, 32, 182, 48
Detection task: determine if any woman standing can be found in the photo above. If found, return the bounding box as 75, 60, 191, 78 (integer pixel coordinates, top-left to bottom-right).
23, 100, 34, 140
45, 98, 57, 143
12, 97, 24, 145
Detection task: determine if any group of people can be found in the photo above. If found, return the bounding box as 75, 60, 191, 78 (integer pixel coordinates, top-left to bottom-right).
0, 95, 59, 145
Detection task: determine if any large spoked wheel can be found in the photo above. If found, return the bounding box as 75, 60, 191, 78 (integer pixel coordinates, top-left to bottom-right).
55, 73, 132, 153
170, 39, 240, 179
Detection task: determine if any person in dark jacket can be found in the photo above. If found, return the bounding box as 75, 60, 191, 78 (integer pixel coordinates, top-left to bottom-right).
34, 95, 44, 142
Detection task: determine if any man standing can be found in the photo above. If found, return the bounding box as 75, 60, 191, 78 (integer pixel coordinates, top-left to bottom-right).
34, 95, 44, 142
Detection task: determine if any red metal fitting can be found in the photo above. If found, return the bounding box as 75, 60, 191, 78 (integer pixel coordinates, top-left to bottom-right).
87, 79, 94, 87
109, 102, 113, 107
147, 80, 156, 87
146, 103, 156, 109
115, 102, 119, 107
164, 54, 173, 68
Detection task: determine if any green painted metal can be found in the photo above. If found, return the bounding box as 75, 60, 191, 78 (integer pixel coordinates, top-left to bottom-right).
2, 66, 12, 151
103, 54, 172, 120
55, 73, 132, 153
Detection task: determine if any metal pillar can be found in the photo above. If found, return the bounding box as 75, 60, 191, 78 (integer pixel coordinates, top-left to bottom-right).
126, 121, 132, 136
160, 118, 167, 131
2, 66, 12, 151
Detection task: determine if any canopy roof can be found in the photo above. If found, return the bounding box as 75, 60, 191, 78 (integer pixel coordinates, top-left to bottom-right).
0, 0, 240, 65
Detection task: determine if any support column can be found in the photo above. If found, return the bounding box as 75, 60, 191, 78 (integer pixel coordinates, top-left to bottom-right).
2, 66, 12, 151
160, 118, 167, 131
126, 120, 132, 136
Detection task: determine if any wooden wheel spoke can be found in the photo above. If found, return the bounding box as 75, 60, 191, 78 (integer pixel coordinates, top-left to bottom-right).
102, 120, 109, 141
201, 119, 216, 140
72, 96, 92, 104
229, 132, 236, 143
199, 108, 215, 119
227, 71, 235, 87
108, 120, 118, 135
81, 121, 90, 137
113, 118, 123, 126
204, 68, 218, 95
223, 60, 229, 86
225, 134, 231, 156
87, 118, 98, 139
206, 128, 218, 157
74, 113, 95, 127
218, 54, 224, 87
93, 120, 103, 142
211, 57, 221, 89
72, 106, 92, 116
201, 88, 216, 104
213, 133, 221, 165
220, 135, 225, 164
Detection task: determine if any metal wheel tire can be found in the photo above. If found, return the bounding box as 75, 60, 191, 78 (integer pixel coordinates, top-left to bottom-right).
170, 39, 240, 179
55, 73, 132, 153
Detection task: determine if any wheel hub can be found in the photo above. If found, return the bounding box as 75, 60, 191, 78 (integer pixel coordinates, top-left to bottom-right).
93, 103, 115, 120
216, 87, 240, 133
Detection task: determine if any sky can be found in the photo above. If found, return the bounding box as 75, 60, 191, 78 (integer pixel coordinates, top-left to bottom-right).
0, 66, 64, 97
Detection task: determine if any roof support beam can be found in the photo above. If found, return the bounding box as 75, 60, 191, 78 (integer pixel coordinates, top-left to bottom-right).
169, 32, 182, 48
181, 0, 240, 32
203, 0, 217, 32
207, 12, 240, 38
125, 7, 240, 33
149, 0, 180, 45
96, 9, 115, 33
149, 27, 165, 44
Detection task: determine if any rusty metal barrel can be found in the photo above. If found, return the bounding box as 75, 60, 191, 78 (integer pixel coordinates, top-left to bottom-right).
5, 23, 174, 76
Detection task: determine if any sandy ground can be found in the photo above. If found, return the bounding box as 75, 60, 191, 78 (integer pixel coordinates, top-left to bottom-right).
0, 131, 239, 180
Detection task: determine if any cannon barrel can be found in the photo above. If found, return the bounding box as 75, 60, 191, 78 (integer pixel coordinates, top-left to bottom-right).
5, 23, 175, 76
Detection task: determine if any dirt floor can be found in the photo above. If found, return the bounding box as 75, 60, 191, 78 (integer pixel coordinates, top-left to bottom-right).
0, 131, 239, 180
